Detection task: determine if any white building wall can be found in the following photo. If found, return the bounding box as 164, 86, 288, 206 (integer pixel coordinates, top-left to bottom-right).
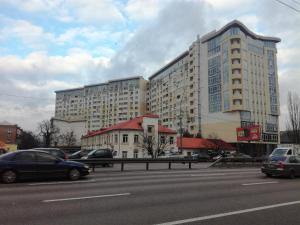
52, 118, 86, 146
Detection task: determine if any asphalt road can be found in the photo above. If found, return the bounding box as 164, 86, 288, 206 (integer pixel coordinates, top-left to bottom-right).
1, 163, 300, 225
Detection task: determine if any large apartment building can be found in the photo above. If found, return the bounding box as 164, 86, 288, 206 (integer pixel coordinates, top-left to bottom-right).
54, 20, 280, 154
147, 20, 280, 154
53, 76, 147, 145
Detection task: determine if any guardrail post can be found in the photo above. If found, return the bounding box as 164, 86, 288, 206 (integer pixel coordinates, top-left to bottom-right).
146, 162, 149, 171
121, 162, 124, 171
189, 162, 191, 169
168, 162, 171, 170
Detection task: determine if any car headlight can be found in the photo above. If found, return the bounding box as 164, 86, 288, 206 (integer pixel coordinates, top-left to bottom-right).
84, 165, 89, 169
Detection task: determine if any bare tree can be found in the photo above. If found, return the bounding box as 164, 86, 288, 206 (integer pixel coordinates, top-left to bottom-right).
138, 133, 171, 158
286, 91, 300, 143
59, 130, 77, 147
37, 120, 59, 147
18, 131, 40, 149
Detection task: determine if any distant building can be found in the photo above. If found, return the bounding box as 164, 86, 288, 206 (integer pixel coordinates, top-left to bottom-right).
81, 114, 177, 158
0, 121, 21, 151
53, 76, 148, 145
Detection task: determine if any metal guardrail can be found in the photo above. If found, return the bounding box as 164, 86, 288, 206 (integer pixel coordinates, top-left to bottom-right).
211, 157, 265, 167
73, 158, 201, 172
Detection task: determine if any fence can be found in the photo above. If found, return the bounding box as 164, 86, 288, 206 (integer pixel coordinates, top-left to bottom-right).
73, 158, 201, 172
210, 157, 265, 168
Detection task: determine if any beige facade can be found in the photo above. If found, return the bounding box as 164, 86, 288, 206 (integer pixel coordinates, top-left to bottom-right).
147, 39, 202, 135
148, 20, 280, 146
54, 76, 148, 133
199, 20, 280, 144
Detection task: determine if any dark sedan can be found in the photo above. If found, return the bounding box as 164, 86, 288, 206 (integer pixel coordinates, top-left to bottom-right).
261, 155, 300, 178
0, 150, 90, 184
69, 149, 93, 160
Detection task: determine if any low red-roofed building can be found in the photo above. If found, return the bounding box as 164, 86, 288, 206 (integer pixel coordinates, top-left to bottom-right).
81, 114, 177, 158
176, 137, 235, 156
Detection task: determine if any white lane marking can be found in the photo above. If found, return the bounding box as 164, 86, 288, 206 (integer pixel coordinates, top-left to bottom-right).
190, 171, 258, 177
154, 200, 300, 225
43, 193, 130, 203
242, 181, 278, 186
28, 179, 97, 186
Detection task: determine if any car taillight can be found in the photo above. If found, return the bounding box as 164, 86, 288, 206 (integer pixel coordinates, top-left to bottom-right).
278, 161, 285, 169
65, 155, 68, 160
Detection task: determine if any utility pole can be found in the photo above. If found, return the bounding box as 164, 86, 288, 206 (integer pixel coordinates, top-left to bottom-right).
179, 98, 183, 153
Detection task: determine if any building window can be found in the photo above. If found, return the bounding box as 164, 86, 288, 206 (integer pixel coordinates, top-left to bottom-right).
147, 126, 153, 133
134, 135, 139, 143
170, 137, 174, 144
134, 150, 138, 158
160, 136, 165, 144
122, 151, 128, 158
122, 134, 128, 143
114, 134, 118, 144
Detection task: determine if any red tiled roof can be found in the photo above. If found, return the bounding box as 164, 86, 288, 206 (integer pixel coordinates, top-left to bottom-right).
82, 114, 176, 138
207, 139, 236, 151
158, 125, 177, 134
176, 137, 217, 150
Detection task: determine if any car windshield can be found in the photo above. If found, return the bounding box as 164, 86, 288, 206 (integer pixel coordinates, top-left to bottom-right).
71, 150, 81, 156
271, 148, 289, 156
87, 150, 97, 156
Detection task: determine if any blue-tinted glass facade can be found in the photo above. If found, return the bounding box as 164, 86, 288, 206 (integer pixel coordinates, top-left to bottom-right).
208, 55, 221, 112
267, 50, 278, 115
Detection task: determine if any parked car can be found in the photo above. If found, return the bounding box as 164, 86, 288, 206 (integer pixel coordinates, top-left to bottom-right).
0, 149, 7, 155
261, 155, 300, 178
69, 149, 93, 160
191, 152, 211, 162
32, 148, 68, 160
227, 153, 252, 159
0, 150, 90, 183
82, 149, 113, 167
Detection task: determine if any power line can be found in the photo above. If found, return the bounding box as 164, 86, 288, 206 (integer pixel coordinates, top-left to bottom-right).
292, 0, 300, 6
274, 0, 300, 12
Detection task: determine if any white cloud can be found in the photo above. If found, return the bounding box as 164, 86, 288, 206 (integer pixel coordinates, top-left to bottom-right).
0, 0, 125, 24
100, 0, 217, 79
0, 51, 110, 130
66, 0, 125, 24
0, 18, 54, 50
125, 0, 163, 21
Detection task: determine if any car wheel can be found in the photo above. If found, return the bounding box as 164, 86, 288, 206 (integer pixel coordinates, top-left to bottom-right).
266, 173, 272, 178
69, 168, 81, 181
2, 170, 17, 184
289, 170, 296, 179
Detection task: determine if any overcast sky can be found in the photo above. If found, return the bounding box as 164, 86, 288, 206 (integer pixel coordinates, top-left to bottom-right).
0, 0, 299, 132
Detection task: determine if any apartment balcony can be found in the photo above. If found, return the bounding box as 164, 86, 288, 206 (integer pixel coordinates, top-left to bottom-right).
231, 42, 241, 49
231, 63, 242, 70
232, 83, 243, 89
231, 104, 243, 111
231, 53, 241, 59
232, 73, 242, 80
232, 94, 243, 100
